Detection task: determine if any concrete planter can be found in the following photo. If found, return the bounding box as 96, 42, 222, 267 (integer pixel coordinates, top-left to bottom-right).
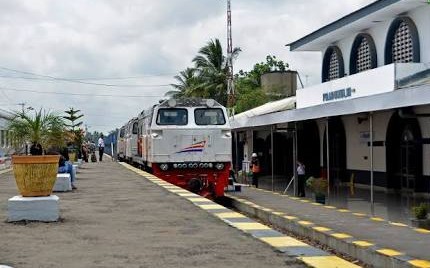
410, 218, 430, 229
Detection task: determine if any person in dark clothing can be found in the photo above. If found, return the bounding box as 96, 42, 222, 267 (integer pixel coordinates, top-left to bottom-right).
250, 153, 261, 188
297, 161, 306, 197
98, 134, 105, 162
30, 142, 43, 155
47, 150, 77, 189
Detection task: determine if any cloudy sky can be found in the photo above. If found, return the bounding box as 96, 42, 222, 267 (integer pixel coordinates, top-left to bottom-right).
0, 0, 374, 134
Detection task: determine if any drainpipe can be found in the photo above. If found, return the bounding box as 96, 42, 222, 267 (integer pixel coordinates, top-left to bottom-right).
326, 118, 330, 204
235, 131, 239, 180
369, 113, 374, 215
293, 124, 298, 197
271, 126, 274, 192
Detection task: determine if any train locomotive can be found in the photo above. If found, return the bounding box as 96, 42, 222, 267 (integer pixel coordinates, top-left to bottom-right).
118, 98, 232, 198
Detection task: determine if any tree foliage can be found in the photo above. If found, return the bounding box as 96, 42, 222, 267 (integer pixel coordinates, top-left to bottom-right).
169, 40, 289, 114
7, 108, 65, 152
169, 38, 240, 106
234, 55, 289, 114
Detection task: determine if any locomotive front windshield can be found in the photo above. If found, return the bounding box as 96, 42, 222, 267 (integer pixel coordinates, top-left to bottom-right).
156, 108, 188, 125
194, 108, 226, 125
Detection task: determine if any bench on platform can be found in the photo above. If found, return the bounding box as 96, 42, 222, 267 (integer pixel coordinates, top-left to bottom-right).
53, 173, 72, 192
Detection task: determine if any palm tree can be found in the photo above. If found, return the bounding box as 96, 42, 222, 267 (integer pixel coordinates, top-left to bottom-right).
7, 108, 65, 153
166, 68, 199, 98
192, 38, 240, 106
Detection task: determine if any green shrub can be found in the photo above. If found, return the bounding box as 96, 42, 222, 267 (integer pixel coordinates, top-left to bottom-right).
306, 177, 328, 195
413, 203, 429, 220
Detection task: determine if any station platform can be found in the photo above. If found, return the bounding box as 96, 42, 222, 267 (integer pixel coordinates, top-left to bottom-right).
227, 186, 430, 268
1, 159, 356, 268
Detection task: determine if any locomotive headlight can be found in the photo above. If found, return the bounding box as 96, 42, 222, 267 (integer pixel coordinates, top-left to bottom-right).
160, 163, 169, 171
215, 163, 224, 170
168, 99, 177, 107
173, 163, 178, 168
151, 133, 159, 138
208, 163, 213, 168
206, 99, 215, 107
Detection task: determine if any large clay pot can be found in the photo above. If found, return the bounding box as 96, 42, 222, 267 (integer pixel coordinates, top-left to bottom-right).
12, 155, 60, 197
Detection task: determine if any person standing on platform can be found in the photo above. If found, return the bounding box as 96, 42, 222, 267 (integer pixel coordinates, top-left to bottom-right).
250, 153, 261, 188
98, 134, 105, 162
297, 161, 306, 197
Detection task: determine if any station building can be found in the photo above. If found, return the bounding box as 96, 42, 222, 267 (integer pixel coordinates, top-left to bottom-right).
232, 0, 430, 197
0, 109, 12, 169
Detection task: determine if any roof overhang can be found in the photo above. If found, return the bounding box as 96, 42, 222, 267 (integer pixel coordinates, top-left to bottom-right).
231, 84, 430, 130
288, 0, 425, 52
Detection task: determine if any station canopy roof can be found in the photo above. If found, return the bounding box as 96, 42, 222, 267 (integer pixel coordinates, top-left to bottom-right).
288, 0, 425, 52
230, 83, 430, 130
230, 96, 296, 129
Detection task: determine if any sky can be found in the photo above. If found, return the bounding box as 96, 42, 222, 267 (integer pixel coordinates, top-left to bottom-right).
0, 0, 375, 134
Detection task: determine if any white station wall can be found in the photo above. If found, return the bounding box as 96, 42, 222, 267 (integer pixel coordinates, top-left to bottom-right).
322, 4, 430, 81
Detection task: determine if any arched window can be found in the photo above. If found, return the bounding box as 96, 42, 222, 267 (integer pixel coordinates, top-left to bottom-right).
350, 34, 377, 75
322, 46, 344, 82
385, 17, 420, 64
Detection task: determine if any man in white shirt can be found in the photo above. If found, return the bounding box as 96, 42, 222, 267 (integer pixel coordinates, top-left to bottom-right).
98, 134, 105, 162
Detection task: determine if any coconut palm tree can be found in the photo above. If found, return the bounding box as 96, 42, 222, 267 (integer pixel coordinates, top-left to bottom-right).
7, 108, 65, 154
165, 68, 199, 98
192, 38, 240, 106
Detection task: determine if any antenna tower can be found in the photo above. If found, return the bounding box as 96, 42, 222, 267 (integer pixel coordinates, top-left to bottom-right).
226, 0, 235, 114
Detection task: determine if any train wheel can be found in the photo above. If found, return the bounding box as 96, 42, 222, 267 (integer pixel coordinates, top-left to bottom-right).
187, 178, 202, 194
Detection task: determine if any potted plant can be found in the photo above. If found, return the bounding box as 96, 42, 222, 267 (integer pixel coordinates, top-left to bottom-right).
7, 108, 65, 197
306, 176, 328, 204
411, 203, 430, 229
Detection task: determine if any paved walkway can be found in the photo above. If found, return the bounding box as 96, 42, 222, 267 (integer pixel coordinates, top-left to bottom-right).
229, 186, 430, 267
0, 161, 302, 268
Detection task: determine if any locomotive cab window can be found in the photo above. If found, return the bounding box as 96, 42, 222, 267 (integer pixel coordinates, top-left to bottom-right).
156, 108, 188, 125
194, 108, 226, 125
119, 128, 125, 138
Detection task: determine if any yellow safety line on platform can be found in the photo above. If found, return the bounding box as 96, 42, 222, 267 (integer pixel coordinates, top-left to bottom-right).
414, 228, 430, 234
331, 233, 352, 239
370, 217, 385, 222
249, 188, 430, 236
337, 209, 350, 213
197, 204, 225, 210
312, 226, 332, 232
214, 212, 246, 219
186, 197, 209, 203
230, 191, 430, 267
230, 222, 271, 231
298, 256, 360, 268
177, 193, 199, 197
409, 259, 430, 268
168, 189, 189, 193
376, 248, 403, 256
390, 222, 408, 227
298, 220, 314, 226
259, 236, 309, 247
352, 241, 374, 248
272, 211, 284, 216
